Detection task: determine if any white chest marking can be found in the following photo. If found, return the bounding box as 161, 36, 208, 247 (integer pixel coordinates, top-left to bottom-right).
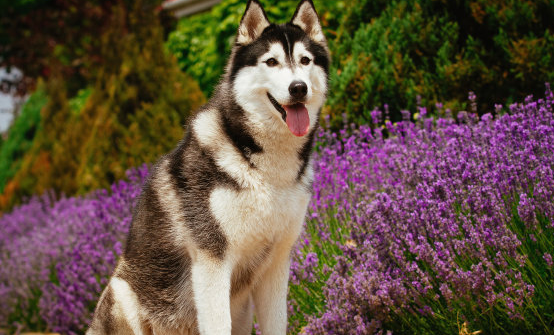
209, 184, 309, 250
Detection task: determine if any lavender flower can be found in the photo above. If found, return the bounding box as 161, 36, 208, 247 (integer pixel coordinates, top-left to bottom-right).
297, 85, 554, 333
0, 165, 148, 334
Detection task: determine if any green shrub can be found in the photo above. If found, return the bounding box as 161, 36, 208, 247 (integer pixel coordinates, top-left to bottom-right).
68, 87, 92, 116
325, 0, 554, 127
1, 2, 205, 211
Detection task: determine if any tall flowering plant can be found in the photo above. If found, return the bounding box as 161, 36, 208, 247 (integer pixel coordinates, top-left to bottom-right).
294, 86, 554, 334
0, 166, 148, 334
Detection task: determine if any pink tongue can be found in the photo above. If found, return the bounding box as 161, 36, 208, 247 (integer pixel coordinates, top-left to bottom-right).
284, 104, 310, 136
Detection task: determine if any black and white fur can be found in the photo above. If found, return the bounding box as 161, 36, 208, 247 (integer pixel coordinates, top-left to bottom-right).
87, 1, 329, 334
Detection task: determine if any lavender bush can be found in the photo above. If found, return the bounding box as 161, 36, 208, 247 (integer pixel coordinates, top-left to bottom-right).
291, 86, 554, 334
1, 87, 554, 334
0, 166, 148, 334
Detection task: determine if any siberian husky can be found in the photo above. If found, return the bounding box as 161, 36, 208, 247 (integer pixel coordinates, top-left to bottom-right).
87, 0, 329, 334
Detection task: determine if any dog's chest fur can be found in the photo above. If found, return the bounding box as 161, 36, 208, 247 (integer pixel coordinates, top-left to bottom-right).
193, 107, 313, 251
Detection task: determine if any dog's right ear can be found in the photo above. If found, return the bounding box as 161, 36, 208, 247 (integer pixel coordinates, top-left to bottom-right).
237, 0, 270, 45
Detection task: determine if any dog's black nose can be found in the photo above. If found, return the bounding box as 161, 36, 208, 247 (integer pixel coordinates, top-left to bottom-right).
289, 81, 307, 99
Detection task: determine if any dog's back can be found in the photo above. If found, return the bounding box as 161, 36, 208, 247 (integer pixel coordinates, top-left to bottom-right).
87, 1, 329, 334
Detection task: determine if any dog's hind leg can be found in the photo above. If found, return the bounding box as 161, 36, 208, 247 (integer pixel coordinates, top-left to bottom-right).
87, 277, 147, 335
231, 294, 254, 335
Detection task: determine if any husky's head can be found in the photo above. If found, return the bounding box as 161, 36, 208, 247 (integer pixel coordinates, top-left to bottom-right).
228, 0, 330, 137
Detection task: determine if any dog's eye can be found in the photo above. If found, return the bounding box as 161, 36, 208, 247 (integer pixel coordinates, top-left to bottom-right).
265, 58, 278, 67
300, 56, 311, 65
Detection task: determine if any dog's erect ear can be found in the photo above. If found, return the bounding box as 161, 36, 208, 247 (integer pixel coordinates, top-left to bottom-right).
291, 0, 325, 43
237, 0, 270, 45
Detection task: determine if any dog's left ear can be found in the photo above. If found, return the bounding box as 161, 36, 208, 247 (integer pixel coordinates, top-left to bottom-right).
291, 0, 325, 43
237, 0, 271, 45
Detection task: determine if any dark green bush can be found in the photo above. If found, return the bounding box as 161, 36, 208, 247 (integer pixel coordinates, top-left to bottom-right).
325, 0, 554, 126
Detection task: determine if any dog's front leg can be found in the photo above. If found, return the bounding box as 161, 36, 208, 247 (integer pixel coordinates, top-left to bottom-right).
252, 249, 291, 335
192, 254, 232, 335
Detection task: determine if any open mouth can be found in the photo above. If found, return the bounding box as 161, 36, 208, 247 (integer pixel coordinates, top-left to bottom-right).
267, 93, 310, 137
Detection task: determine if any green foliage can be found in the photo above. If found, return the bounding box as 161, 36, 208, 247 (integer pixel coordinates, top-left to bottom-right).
166, 0, 345, 96
325, 0, 554, 127
68, 87, 92, 116
0, 1, 205, 211
0, 0, 169, 95
6, 288, 45, 333
0, 89, 47, 195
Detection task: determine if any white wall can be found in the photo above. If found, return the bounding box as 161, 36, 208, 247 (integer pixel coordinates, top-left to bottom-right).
0, 67, 23, 134
0, 93, 14, 133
